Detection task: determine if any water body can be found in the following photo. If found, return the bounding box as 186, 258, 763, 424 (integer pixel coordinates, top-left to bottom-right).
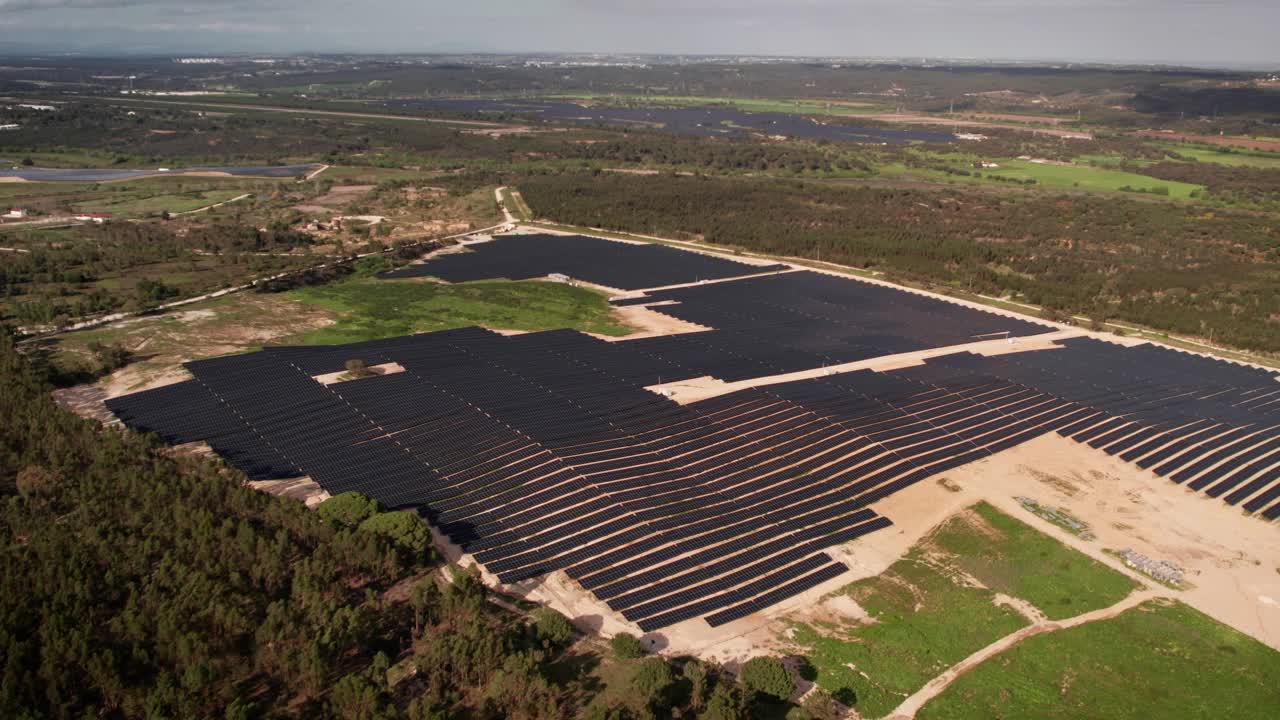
388, 99, 952, 144
0, 164, 317, 183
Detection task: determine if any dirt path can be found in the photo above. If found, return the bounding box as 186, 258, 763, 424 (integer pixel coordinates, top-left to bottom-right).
172, 192, 252, 216
886, 589, 1165, 719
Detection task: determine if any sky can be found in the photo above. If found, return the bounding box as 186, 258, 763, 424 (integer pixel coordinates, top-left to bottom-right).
0, 0, 1276, 68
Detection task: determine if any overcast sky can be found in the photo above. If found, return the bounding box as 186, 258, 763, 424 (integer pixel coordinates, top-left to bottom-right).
1, 0, 1276, 67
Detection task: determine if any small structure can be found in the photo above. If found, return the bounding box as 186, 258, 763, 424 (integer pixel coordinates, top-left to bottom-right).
73, 213, 113, 224
4, 208, 28, 218
0, 123, 19, 131
1118, 548, 1185, 587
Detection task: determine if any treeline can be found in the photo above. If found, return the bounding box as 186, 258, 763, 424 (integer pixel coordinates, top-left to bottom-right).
1133, 160, 1280, 205
518, 172, 1280, 353
565, 133, 874, 175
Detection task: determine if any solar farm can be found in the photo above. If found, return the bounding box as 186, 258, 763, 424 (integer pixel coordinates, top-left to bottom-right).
106, 232, 1280, 636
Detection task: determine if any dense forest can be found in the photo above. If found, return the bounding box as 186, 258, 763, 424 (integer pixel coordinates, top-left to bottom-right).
518, 172, 1280, 353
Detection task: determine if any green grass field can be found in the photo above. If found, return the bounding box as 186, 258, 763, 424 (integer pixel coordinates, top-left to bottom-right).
931, 502, 1136, 620
788, 502, 1139, 718
917, 600, 1280, 720
791, 549, 1029, 718
982, 159, 1202, 198
286, 277, 633, 345
71, 189, 245, 216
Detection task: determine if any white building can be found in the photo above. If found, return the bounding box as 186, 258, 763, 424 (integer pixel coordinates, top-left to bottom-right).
4, 208, 28, 218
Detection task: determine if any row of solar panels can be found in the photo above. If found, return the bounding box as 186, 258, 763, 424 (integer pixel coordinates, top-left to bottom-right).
892, 338, 1280, 518
611, 271, 1055, 381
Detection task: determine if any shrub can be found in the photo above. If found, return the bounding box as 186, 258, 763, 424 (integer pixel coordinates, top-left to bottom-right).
317, 491, 381, 527
357, 511, 430, 557
610, 632, 646, 660
738, 656, 794, 702
531, 608, 574, 650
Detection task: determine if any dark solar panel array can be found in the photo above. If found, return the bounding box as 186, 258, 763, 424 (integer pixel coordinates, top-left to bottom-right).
892, 338, 1280, 518
104, 250, 1280, 631
615, 271, 1055, 381
379, 233, 787, 289
108, 328, 916, 630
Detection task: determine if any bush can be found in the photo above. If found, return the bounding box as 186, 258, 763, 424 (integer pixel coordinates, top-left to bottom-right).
738, 656, 794, 702
357, 511, 430, 557
799, 688, 843, 720
317, 491, 382, 527
531, 608, 574, 650
345, 358, 372, 378
610, 632, 646, 660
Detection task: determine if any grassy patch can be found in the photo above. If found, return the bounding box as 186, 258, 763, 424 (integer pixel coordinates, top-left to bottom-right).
791, 548, 1029, 719
786, 503, 1140, 718
917, 600, 1280, 720
983, 159, 1202, 198
286, 277, 633, 344
932, 502, 1136, 620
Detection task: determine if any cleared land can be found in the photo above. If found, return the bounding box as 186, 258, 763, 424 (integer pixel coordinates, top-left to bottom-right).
916, 599, 1280, 720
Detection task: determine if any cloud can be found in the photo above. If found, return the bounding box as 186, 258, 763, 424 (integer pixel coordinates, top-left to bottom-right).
0, 0, 269, 11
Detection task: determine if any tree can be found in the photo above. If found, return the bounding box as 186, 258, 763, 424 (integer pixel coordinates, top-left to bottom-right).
20, 157, 33, 166
610, 632, 645, 660
358, 510, 430, 557
317, 491, 382, 527
630, 657, 675, 709
531, 608, 575, 650
345, 358, 372, 378
738, 656, 794, 703
701, 685, 749, 720
683, 659, 710, 712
